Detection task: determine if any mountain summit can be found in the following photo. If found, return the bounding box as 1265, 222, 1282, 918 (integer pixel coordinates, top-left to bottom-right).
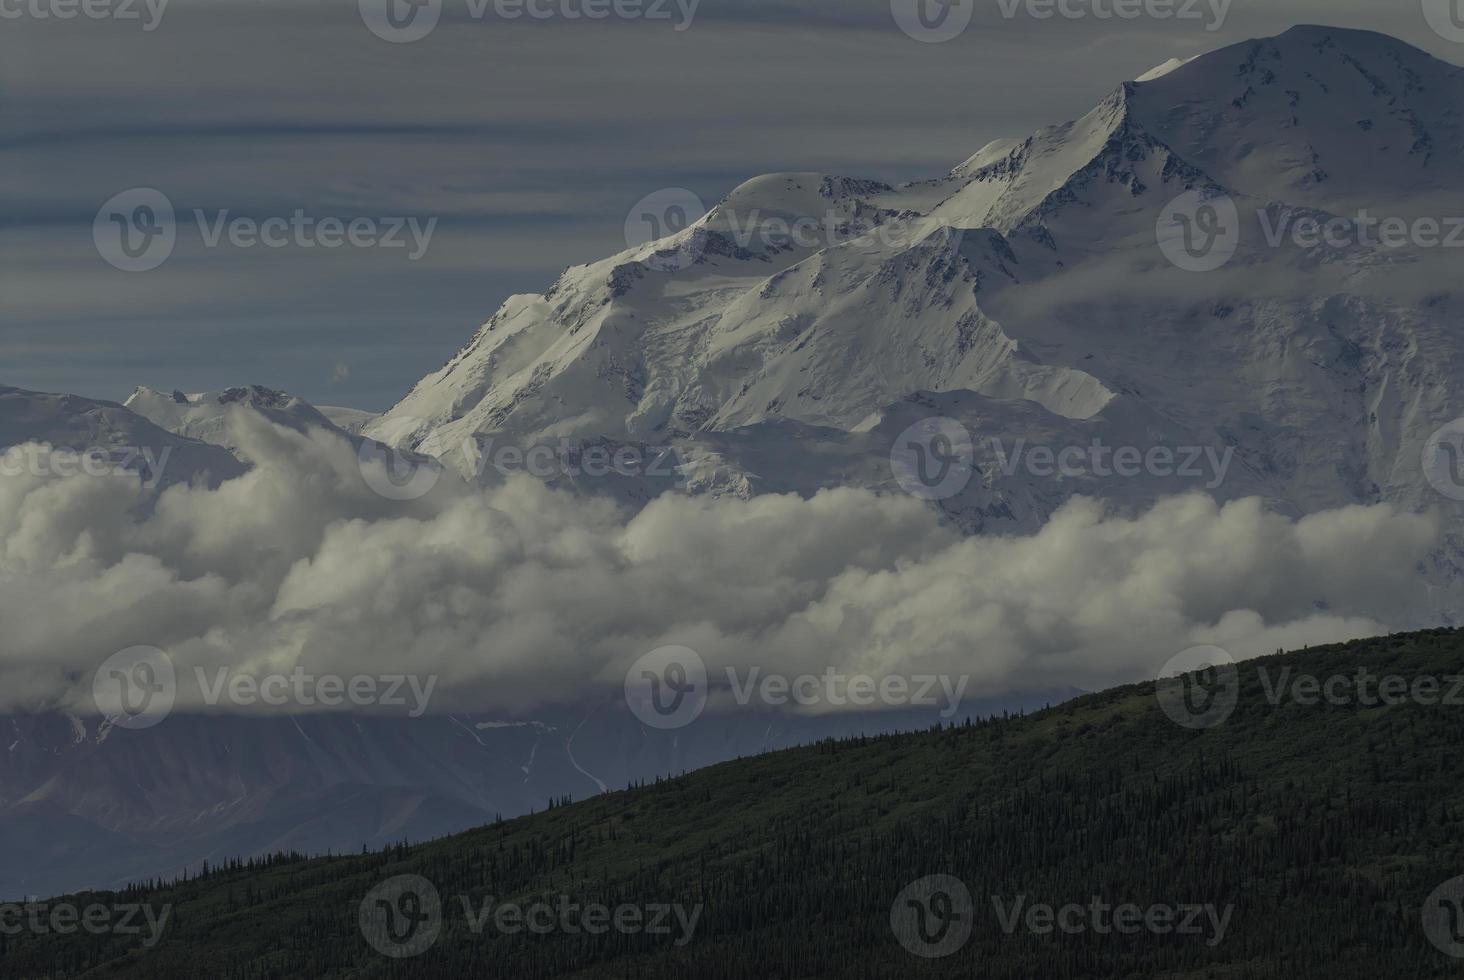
363, 30, 1463, 594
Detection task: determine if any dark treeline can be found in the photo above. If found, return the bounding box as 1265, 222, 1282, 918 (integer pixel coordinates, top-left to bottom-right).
6, 629, 1464, 977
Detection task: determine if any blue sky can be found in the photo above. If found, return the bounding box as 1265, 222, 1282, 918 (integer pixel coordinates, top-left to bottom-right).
2, 0, 1456, 411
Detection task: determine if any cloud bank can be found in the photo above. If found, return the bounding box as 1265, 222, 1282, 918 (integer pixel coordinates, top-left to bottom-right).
0, 413, 1438, 717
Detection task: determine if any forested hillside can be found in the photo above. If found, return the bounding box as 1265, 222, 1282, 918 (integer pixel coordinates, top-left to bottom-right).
7, 629, 1464, 978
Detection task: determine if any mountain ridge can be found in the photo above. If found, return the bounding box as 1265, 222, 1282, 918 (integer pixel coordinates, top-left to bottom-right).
6, 627, 1464, 978
366, 27, 1464, 456
4, 25, 1464, 918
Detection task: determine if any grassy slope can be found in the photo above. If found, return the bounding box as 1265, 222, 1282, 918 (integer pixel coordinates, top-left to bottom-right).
6, 629, 1464, 978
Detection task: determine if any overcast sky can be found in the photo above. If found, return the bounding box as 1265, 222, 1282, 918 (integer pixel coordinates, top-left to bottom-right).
3, 0, 1458, 411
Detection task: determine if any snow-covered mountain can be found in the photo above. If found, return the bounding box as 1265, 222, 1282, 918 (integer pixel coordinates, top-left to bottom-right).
5, 25, 1463, 900
124, 385, 347, 455
123, 385, 379, 443
315, 404, 378, 434
0, 386, 245, 490
366, 26, 1464, 562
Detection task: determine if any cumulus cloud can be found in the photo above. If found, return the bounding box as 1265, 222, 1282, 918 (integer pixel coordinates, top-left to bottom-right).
0, 413, 1439, 718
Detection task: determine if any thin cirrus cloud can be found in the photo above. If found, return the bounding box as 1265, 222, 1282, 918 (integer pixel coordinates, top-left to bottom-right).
1, 0, 1453, 410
